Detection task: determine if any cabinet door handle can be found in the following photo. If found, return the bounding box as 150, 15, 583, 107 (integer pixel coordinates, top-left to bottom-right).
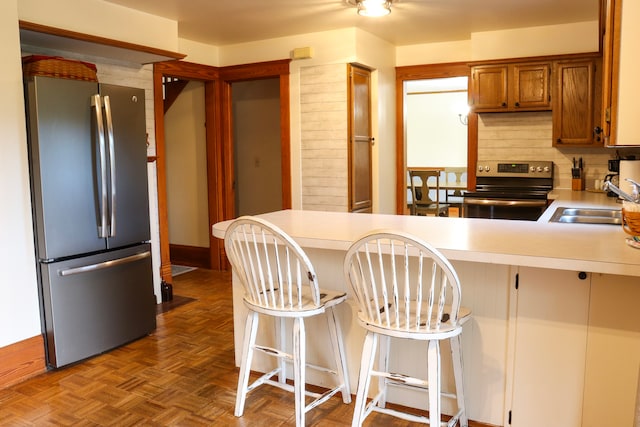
594, 126, 603, 142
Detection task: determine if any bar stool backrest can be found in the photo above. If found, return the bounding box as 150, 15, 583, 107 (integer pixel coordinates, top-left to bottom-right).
224, 216, 321, 312
344, 230, 462, 335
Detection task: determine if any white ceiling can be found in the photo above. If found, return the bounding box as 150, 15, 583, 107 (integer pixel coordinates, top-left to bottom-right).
104, 0, 600, 47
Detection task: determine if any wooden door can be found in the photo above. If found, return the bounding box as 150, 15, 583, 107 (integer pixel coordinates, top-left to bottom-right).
348, 64, 372, 213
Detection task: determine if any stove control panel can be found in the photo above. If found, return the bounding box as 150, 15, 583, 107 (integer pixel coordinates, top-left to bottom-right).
477, 161, 554, 178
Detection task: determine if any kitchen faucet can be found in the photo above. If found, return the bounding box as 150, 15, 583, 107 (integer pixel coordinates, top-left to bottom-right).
602, 178, 640, 203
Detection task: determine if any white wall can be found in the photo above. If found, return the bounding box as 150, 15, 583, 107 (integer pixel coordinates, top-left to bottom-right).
18, 0, 178, 52
0, 0, 41, 348
406, 91, 468, 168
471, 21, 600, 61
396, 40, 472, 67
178, 38, 219, 67
396, 21, 599, 66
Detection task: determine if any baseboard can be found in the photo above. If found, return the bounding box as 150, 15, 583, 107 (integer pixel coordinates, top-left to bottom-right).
170, 243, 210, 269
0, 335, 46, 389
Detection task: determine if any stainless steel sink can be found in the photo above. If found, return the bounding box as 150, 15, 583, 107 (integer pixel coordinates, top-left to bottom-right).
549, 207, 622, 225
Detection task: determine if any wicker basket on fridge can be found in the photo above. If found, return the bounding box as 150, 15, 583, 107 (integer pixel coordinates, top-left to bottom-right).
22, 55, 98, 82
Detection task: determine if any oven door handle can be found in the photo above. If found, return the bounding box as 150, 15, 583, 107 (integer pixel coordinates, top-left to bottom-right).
463, 198, 548, 207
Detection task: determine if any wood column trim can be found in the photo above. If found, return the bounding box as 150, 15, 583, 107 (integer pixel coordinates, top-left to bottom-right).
153, 63, 173, 283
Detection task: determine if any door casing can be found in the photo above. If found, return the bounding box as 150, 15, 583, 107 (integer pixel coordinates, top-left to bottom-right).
395, 62, 476, 215
153, 59, 292, 281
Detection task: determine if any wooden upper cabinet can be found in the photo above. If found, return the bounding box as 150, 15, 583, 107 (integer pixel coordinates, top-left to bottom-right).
552, 58, 603, 147
512, 63, 552, 109
470, 62, 551, 112
470, 65, 508, 110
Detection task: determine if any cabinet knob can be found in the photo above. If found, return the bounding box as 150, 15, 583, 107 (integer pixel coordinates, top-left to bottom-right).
593, 126, 603, 142
501, 102, 507, 107
557, 138, 562, 143
515, 102, 520, 107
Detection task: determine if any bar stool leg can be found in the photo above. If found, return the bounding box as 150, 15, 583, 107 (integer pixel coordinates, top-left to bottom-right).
235, 311, 259, 417
451, 334, 468, 427
326, 307, 351, 403
352, 331, 378, 427
293, 317, 306, 427
378, 335, 391, 408
275, 317, 287, 384
427, 339, 441, 427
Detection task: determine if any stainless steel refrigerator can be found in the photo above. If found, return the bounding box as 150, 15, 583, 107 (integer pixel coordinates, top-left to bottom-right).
24, 76, 156, 368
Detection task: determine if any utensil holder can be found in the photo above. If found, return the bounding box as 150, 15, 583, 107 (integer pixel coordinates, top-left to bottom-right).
572, 177, 585, 191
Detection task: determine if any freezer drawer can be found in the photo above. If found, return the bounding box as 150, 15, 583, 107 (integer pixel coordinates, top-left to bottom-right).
39, 244, 156, 368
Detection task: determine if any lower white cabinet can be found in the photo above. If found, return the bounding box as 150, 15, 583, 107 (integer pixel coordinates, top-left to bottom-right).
509, 267, 590, 426
509, 269, 640, 427
582, 274, 640, 427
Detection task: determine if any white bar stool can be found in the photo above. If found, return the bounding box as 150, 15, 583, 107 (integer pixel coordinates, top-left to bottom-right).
344, 230, 471, 427
224, 216, 351, 426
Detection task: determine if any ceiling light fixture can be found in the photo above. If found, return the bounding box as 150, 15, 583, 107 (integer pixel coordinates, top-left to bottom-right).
355, 0, 392, 17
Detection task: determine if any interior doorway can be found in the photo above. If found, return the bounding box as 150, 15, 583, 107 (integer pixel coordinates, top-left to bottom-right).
153, 59, 293, 281
219, 59, 292, 221
232, 78, 283, 216
153, 61, 222, 284
395, 63, 476, 215
164, 80, 210, 269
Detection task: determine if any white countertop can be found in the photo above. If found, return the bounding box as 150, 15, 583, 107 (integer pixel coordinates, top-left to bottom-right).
213, 189, 640, 277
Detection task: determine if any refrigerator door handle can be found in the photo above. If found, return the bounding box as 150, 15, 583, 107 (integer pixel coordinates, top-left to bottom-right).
91, 94, 109, 238
58, 251, 151, 277
103, 95, 116, 237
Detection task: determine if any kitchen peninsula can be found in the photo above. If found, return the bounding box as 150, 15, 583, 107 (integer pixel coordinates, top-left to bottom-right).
212, 192, 640, 427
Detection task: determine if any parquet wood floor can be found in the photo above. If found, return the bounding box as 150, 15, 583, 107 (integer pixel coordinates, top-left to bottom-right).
0, 269, 487, 426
